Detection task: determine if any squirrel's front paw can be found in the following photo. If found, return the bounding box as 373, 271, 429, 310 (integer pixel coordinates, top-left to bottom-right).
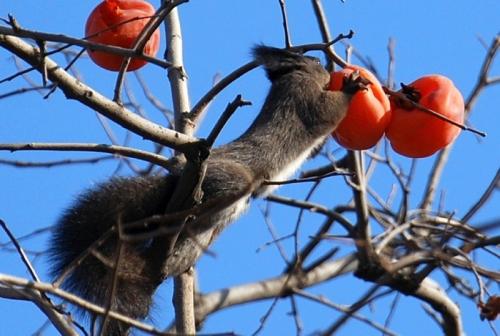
341, 70, 372, 94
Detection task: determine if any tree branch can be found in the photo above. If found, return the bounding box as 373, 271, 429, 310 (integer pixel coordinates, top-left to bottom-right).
161, 4, 197, 334
0, 33, 201, 154
0, 142, 176, 170
0, 274, 168, 336
0, 25, 170, 69
194, 255, 358, 324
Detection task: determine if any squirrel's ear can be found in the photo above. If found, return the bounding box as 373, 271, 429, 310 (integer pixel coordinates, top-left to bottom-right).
252, 45, 304, 82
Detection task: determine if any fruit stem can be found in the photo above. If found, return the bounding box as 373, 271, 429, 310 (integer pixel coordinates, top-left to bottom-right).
383, 86, 486, 137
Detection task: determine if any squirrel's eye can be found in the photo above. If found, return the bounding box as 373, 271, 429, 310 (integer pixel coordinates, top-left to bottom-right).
310, 57, 321, 65
305, 55, 321, 65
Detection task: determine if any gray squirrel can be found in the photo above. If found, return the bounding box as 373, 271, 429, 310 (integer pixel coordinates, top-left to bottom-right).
49, 45, 356, 335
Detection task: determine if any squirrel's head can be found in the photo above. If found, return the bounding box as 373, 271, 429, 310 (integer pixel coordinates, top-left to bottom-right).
252, 45, 329, 86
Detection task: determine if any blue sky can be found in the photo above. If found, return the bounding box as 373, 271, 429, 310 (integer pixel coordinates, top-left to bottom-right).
0, 1, 499, 335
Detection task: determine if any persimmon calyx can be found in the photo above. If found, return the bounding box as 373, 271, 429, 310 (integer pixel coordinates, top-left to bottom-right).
394, 83, 422, 109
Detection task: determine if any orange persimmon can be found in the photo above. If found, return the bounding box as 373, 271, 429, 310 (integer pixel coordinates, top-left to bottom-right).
329, 65, 391, 150
85, 0, 160, 71
386, 75, 464, 158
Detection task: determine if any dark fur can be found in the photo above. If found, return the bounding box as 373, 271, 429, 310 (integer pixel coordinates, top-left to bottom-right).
49, 45, 351, 335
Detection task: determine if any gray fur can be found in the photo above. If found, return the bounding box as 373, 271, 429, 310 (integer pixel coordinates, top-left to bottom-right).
49, 45, 351, 335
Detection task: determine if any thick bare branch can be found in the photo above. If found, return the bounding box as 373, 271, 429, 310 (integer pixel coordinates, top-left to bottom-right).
160, 4, 197, 334
413, 278, 463, 336
194, 255, 358, 323
0, 33, 201, 154
173, 268, 196, 335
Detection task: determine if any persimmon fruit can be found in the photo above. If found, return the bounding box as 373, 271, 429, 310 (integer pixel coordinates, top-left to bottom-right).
329, 65, 391, 150
85, 0, 160, 71
385, 75, 464, 158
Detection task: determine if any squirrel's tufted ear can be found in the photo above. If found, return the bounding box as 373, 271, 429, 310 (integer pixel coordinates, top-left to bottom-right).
252, 45, 308, 82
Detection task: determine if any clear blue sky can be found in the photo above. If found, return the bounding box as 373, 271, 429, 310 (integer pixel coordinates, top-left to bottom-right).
0, 1, 499, 335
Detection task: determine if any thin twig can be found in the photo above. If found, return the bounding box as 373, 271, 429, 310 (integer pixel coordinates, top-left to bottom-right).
323, 285, 383, 335
461, 169, 500, 223
43, 48, 86, 100
383, 86, 486, 137
386, 38, 396, 89
0, 85, 50, 99
264, 170, 352, 186
278, 0, 292, 48
113, 0, 189, 102
99, 223, 125, 336
206, 95, 251, 147
260, 204, 291, 264
189, 61, 259, 124
266, 194, 355, 234
189, 38, 354, 125
0, 25, 170, 68
310, 0, 334, 71
0, 226, 52, 248
383, 293, 400, 335
293, 289, 398, 336
292, 181, 321, 268
0, 219, 40, 282
289, 296, 303, 336
0, 143, 175, 170
134, 71, 175, 126
0, 273, 171, 335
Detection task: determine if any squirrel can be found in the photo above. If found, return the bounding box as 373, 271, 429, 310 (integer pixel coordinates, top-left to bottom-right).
48, 45, 355, 335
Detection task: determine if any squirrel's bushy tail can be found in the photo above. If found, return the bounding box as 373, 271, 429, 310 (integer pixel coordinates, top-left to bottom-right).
49, 175, 176, 335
